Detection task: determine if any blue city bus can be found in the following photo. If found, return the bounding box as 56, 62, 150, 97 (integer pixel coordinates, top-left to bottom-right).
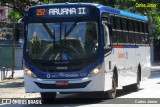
22, 3, 150, 101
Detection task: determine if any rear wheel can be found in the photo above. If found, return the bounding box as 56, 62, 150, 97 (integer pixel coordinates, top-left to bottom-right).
105, 72, 117, 99
40, 92, 56, 103
131, 67, 140, 91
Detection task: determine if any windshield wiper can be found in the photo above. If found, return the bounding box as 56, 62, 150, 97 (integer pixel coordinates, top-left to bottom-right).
42, 23, 55, 43
64, 21, 78, 37
42, 21, 78, 42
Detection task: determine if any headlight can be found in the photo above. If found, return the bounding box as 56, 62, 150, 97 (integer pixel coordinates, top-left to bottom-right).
88, 65, 101, 77
24, 67, 37, 78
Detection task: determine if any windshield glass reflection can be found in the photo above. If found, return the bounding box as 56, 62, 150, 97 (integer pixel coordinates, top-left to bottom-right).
26, 22, 98, 61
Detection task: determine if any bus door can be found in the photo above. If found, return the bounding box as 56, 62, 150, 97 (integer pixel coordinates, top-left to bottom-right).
102, 19, 112, 73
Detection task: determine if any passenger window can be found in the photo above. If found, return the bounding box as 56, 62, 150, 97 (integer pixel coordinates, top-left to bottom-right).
122, 18, 127, 30
110, 16, 115, 29
144, 23, 149, 33
133, 21, 138, 32
117, 31, 123, 44
123, 31, 128, 43
128, 19, 133, 31
140, 34, 145, 44
135, 33, 140, 44
115, 17, 121, 30
146, 24, 149, 33
128, 33, 135, 44
144, 23, 146, 33
103, 22, 110, 47
138, 22, 143, 32
141, 22, 145, 33
112, 30, 117, 44
145, 34, 149, 44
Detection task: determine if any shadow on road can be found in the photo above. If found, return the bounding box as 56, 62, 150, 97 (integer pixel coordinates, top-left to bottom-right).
35, 89, 144, 104
0, 78, 24, 88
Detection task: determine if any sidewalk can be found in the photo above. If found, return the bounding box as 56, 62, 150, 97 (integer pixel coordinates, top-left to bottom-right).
151, 62, 160, 70
0, 69, 23, 82
13, 70, 24, 78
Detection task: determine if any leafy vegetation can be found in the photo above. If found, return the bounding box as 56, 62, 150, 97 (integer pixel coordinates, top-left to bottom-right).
0, 0, 160, 38
112, 0, 160, 39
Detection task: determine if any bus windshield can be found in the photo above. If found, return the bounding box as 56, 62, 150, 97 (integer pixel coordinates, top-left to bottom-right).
26, 22, 98, 61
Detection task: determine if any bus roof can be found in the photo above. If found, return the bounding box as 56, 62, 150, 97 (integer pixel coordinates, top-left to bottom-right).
98, 5, 148, 21
29, 3, 148, 21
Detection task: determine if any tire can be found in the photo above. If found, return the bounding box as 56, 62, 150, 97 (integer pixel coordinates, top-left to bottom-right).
40, 92, 56, 103
105, 72, 117, 99
131, 68, 140, 91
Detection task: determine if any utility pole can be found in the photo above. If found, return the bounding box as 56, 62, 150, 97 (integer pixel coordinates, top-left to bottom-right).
11, 0, 16, 78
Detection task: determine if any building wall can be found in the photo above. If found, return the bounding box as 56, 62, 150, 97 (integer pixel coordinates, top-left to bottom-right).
0, 6, 8, 19
15, 46, 23, 69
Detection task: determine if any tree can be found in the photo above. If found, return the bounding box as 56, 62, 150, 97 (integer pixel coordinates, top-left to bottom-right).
1, 0, 160, 38
0, 0, 52, 17
112, 0, 160, 39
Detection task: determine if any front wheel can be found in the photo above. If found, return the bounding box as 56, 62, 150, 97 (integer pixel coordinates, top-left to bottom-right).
40, 92, 56, 103
105, 73, 117, 99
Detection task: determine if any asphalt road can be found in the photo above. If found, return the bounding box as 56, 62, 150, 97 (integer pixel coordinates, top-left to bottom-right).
46, 69, 160, 104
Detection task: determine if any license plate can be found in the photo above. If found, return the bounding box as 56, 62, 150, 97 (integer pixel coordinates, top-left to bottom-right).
56, 81, 68, 86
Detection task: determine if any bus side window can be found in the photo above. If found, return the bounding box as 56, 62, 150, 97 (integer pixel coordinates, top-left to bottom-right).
144, 23, 149, 44
138, 22, 144, 45
115, 17, 121, 30
141, 22, 146, 44
139, 22, 143, 36
133, 20, 138, 32
110, 15, 117, 44
128, 19, 133, 31
102, 22, 110, 48
143, 22, 147, 33
112, 30, 117, 44
122, 18, 128, 43
128, 19, 135, 44
110, 15, 115, 29
122, 18, 127, 30
134, 21, 139, 44
115, 16, 123, 44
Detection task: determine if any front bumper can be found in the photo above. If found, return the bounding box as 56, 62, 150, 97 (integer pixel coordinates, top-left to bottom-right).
24, 72, 106, 93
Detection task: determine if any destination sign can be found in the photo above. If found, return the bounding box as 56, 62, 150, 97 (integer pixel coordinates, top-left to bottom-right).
35, 7, 89, 17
